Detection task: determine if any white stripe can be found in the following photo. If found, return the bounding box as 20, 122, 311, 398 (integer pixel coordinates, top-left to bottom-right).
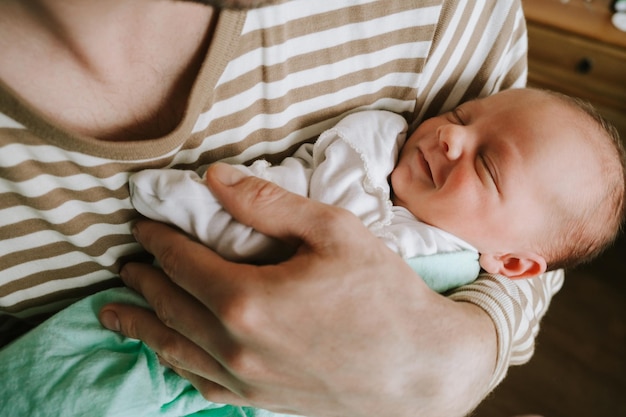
223, 98, 417, 165
0, 266, 127, 311
0, 113, 25, 129
0, 143, 180, 168
0, 172, 130, 198
0, 243, 137, 290
443, 4, 499, 110
416, 2, 479, 119
444, 0, 521, 109
485, 25, 528, 93
184, 72, 420, 165
0, 144, 113, 167
193, 41, 431, 134
241, 0, 381, 34
0, 222, 134, 259
0, 197, 132, 228
224, 7, 440, 84
439, 3, 488, 110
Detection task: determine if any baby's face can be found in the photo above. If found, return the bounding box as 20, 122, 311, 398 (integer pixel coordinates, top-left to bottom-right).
391, 89, 602, 256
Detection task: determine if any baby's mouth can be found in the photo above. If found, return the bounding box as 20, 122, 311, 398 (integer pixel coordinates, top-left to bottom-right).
418, 148, 435, 186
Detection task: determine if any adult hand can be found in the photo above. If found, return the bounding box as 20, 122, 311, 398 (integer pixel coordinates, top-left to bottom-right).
100, 163, 497, 417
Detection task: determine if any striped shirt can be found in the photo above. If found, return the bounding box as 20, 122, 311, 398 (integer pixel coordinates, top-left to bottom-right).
0, 0, 563, 389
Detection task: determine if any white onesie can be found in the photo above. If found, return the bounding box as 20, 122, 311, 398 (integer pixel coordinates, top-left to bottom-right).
130, 111, 479, 292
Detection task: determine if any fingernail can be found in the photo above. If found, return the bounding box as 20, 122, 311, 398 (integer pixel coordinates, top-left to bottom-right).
211, 163, 247, 186
100, 310, 121, 332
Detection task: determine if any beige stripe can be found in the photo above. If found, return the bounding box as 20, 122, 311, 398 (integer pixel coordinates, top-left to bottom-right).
0, 128, 51, 147
184, 84, 417, 169
0, 160, 136, 183
459, 3, 518, 102
415, 0, 526, 125
413, 0, 469, 120
202, 58, 422, 135
2, 277, 122, 316
238, 1, 439, 54
429, 2, 501, 118
0, 232, 137, 277
1, 208, 136, 241
217, 26, 433, 103
499, 46, 527, 90
0, 184, 130, 211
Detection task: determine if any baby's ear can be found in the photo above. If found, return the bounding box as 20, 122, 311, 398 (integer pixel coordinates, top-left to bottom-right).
479, 252, 547, 279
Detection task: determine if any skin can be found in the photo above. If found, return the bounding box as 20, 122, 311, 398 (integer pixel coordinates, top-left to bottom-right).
392, 89, 602, 278
0, 0, 216, 141
188, 0, 283, 8
0, 1, 499, 416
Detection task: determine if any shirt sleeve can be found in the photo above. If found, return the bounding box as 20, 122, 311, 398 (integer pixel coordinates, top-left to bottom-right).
448, 270, 564, 391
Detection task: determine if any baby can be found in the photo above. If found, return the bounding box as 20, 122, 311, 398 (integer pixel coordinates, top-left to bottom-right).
130, 88, 626, 288
3, 88, 624, 417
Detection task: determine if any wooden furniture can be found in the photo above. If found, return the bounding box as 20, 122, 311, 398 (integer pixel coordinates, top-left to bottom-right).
522, 0, 626, 141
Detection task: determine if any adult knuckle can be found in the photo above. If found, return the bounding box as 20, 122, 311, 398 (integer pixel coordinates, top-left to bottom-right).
196, 383, 231, 403
325, 204, 351, 223
157, 336, 185, 369
152, 295, 175, 329
246, 181, 289, 218
194, 369, 261, 407
197, 385, 219, 402
317, 206, 360, 235
157, 242, 183, 279
223, 347, 263, 382
249, 180, 285, 206
218, 294, 264, 336
238, 385, 263, 405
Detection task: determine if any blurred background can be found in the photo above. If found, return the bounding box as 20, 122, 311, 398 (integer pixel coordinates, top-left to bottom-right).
473, 231, 625, 417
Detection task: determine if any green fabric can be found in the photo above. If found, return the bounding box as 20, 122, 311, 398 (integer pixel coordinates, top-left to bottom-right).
0, 251, 477, 416
0, 288, 293, 417
406, 250, 480, 293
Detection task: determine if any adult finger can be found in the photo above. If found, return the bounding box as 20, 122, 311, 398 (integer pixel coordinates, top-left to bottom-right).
129, 220, 250, 300
99, 301, 232, 387
101, 261, 243, 381
168, 366, 251, 407
129, 220, 278, 333
115, 261, 232, 353
171, 366, 301, 415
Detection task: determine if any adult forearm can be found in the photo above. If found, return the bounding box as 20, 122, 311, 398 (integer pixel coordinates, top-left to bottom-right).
389, 298, 497, 417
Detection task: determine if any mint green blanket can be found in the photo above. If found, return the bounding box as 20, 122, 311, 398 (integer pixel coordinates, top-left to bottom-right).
0, 251, 478, 417
0, 288, 294, 417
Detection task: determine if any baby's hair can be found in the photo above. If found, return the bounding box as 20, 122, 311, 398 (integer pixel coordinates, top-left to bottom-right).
538, 89, 626, 271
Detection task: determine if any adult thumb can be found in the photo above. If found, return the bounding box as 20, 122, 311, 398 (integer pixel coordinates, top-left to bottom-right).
204, 162, 338, 245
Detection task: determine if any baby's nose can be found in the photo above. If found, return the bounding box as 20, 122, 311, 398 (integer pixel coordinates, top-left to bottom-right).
438, 125, 464, 160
